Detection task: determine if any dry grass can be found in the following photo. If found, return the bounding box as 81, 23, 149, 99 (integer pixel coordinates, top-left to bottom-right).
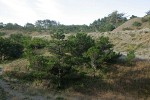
88, 28, 150, 59
1, 56, 150, 100
65, 60, 150, 99
113, 18, 142, 32
113, 15, 150, 32
3, 58, 29, 73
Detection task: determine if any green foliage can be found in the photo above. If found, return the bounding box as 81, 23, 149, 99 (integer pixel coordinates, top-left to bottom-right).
84, 46, 99, 59
0, 22, 4, 29
3, 32, 121, 89
10, 34, 32, 46
49, 31, 77, 88
28, 38, 48, 49
122, 27, 133, 31
126, 50, 135, 65
51, 28, 65, 40
56, 25, 91, 33
84, 36, 120, 76
90, 11, 127, 32
56, 96, 65, 100
35, 19, 59, 30
0, 14, 126, 33
105, 24, 115, 31
84, 46, 99, 76
95, 36, 120, 64
4, 23, 22, 30
29, 55, 52, 72
130, 15, 138, 19
0, 37, 24, 61
0, 12, 127, 33
67, 33, 94, 57
24, 23, 35, 31
4, 70, 48, 81
132, 21, 142, 27
0, 32, 6, 36
23, 37, 49, 61
49, 40, 66, 56
96, 36, 113, 50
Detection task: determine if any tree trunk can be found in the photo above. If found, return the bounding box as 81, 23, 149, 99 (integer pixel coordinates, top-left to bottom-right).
58, 68, 61, 88
2, 54, 4, 61
91, 60, 96, 77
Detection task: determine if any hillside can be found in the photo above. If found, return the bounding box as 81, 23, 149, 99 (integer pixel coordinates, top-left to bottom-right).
88, 28, 150, 60
113, 16, 150, 32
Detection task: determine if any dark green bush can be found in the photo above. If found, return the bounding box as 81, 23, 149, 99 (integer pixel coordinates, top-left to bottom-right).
130, 15, 137, 19
123, 27, 133, 31
9, 34, 32, 47
0, 37, 24, 61
0, 32, 6, 36
132, 21, 142, 27
29, 55, 53, 72
126, 50, 135, 65
28, 38, 48, 49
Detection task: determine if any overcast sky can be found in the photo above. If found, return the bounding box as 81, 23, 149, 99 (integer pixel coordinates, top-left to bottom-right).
0, 0, 149, 25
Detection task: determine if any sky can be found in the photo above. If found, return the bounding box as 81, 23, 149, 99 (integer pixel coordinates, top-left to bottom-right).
0, 0, 150, 26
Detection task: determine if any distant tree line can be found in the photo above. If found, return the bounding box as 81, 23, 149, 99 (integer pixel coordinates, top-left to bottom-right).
2, 10, 150, 33
90, 11, 127, 32
0, 20, 91, 33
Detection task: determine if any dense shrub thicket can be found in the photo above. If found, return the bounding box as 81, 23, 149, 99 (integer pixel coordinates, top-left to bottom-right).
0, 37, 24, 61
0, 31, 124, 89
27, 32, 120, 88
132, 21, 142, 27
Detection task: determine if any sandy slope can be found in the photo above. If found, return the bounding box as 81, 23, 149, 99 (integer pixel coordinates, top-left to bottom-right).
88, 28, 150, 60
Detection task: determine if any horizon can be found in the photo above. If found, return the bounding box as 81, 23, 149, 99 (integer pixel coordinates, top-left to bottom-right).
0, 0, 150, 26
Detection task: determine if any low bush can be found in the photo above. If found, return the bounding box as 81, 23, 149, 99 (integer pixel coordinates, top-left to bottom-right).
28, 38, 48, 49
132, 21, 142, 27
126, 50, 135, 65
0, 32, 6, 36
123, 27, 133, 31
0, 37, 24, 61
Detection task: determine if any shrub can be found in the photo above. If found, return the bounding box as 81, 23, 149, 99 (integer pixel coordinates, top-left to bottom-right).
0, 37, 24, 61
132, 21, 142, 27
0, 32, 6, 36
126, 50, 135, 65
29, 55, 52, 72
122, 27, 133, 31
84, 36, 120, 76
130, 15, 137, 19
9, 34, 32, 47
28, 38, 48, 49
67, 33, 94, 57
